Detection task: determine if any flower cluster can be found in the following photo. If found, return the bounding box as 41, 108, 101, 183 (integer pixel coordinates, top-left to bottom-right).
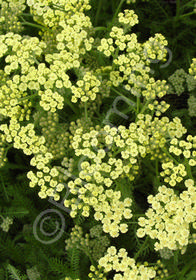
64, 178, 133, 237
56, 14, 94, 54
160, 161, 187, 187
169, 136, 196, 166
27, 0, 91, 28
0, 131, 8, 168
98, 246, 156, 280
148, 100, 170, 117
97, 18, 168, 102
141, 78, 169, 100
0, 216, 13, 232
118, 9, 139, 28
71, 71, 101, 103
143, 33, 168, 61
189, 58, 196, 79
137, 182, 196, 251
28, 154, 65, 200
88, 265, 107, 280
0, 33, 50, 118
0, 119, 46, 155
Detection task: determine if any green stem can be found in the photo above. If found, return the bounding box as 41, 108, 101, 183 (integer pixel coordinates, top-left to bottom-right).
5, 211, 29, 215
3, 144, 13, 157
21, 13, 33, 17
153, 0, 169, 19
176, 0, 181, 18
136, 96, 140, 115
173, 250, 179, 277
80, 245, 95, 266
162, 147, 179, 165
64, 95, 78, 114
94, 0, 103, 26
135, 99, 151, 122
184, 158, 194, 180
179, 11, 195, 19
18, 93, 38, 102
93, 26, 107, 32
85, 102, 88, 121
111, 86, 136, 107
132, 214, 145, 217
21, 18, 49, 30
108, 0, 125, 30
155, 159, 160, 190
126, 221, 138, 224
164, 274, 178, 280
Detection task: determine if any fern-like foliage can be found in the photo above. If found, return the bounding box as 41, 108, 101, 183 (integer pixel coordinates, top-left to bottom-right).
47, 257, 70, 276
66, 247, 81, 279
0, 235, 25, 264
6, 264, 28, 280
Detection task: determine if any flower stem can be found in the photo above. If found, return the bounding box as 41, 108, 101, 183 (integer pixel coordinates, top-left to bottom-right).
108, 0, 125, 30
85, 102, 88, 121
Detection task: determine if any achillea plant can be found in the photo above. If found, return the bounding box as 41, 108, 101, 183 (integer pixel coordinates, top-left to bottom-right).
0, 0, 196, 279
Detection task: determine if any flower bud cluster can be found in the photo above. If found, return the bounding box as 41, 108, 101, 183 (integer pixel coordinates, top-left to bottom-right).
168, 69, 188, 95
37, 111, 69, 158
56, 157, 75, 182
65, 225, 89, 250
188, 95, 196, 117
0, 0, 25, 34
168, 68, 196, 95
153, 260, 169, 279
186, 74, 196, 91
158, 247, 174, 259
